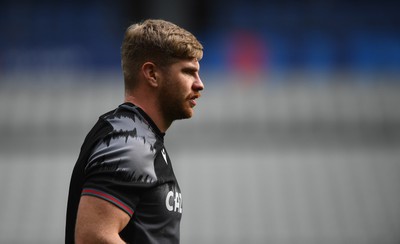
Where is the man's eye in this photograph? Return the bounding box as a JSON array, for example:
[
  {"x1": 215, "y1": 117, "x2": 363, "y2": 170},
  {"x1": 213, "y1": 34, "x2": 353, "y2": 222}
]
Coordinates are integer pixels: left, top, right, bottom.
[{"x1": 183, "y1": 70, "x2": 194, "y2": 75}]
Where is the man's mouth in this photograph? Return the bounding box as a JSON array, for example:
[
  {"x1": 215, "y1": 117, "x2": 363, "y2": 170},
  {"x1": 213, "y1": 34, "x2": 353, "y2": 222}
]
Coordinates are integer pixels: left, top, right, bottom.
[
  {"x1": 188, "y1": 94, "x2": 200, "y2": 107},
  {"x1": 189, "y1": 99, "x2": 197, "y2": 107}
]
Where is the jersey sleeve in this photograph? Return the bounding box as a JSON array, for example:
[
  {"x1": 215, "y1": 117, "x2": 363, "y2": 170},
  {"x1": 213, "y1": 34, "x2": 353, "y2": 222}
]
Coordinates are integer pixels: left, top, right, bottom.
[{"x1": 82, "y1": 123, "x2": 159, "y2": 217}]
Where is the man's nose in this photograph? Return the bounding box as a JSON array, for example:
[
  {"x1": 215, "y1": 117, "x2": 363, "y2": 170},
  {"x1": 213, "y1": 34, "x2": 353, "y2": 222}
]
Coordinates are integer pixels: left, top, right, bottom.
[{"x1": 193, "y1": 76, "x2": 204, "y2": 91}]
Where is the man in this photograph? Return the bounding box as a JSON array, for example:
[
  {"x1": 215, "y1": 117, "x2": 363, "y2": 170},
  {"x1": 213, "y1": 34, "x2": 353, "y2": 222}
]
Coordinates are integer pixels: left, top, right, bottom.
[{"x1": 65, "y1": 19, "x2": 204, "y2": 243}]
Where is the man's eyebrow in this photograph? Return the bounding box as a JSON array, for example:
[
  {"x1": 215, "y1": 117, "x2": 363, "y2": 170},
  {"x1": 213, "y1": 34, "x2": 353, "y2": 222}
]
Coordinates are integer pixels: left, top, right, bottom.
[{"x1": 182, "y1": 66, "x2": 199, "y2": 72}]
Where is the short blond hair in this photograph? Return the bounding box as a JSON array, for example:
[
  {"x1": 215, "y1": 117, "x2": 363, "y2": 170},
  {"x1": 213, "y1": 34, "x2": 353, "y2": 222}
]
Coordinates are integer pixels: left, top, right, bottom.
[{"x1": 121, "y1": 19, "x2": 203, "y2": 89}]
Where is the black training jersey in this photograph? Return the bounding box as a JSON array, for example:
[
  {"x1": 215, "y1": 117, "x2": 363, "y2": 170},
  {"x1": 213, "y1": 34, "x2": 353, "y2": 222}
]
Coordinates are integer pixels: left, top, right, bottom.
[{"x1": 65, "y1": 103, "x2": 183, "y2": 244}]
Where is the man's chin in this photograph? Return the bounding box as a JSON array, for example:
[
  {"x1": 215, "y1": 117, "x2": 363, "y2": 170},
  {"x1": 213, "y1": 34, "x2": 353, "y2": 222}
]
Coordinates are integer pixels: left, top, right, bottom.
[
  {"x1": 185, "y1": 108, "x2": 194, "y2": 118},
  {"x1": 166, "y1": 105, "x2": 194, "y2": 122},
  {"x1": 176, "y1": 109, "x2": 194, "y2": 120},
  {"x1": 178, "y1": 113, "x2": 193, "y2": 120}
]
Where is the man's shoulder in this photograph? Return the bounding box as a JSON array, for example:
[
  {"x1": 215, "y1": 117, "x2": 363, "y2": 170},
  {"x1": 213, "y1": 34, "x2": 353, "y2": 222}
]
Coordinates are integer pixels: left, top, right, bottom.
[{"x1": 86, "y1": 105, "x2": 160, "y2": 184}]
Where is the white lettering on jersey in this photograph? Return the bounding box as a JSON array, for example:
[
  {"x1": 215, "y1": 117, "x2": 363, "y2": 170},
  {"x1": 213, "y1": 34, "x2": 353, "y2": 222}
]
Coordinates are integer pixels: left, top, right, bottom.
[
  {"x1": 165, "y1": 190, "x2": 182, "y2": 213},
  {"x1": 166, "y1": 191, "x2": 174, "y2": 211}
]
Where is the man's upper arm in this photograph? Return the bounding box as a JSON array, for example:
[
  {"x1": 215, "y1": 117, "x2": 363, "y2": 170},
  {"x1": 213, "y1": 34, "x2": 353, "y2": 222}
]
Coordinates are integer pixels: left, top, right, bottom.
[{"x1": 75, "y1": 195, "x2": 131, "y2": 244}]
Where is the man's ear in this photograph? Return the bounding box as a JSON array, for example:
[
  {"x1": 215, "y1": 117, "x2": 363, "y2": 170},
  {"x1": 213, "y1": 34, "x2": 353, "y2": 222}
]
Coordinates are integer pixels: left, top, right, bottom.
[{"x1": 141, "y1": 62, "x2": 159, "y2": 87}]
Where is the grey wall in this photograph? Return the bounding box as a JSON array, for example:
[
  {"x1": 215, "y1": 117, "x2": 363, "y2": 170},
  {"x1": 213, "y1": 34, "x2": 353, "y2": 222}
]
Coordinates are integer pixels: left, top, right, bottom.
[{"x1": 0, "y1": 71, "x2": 399, "y2": 244}]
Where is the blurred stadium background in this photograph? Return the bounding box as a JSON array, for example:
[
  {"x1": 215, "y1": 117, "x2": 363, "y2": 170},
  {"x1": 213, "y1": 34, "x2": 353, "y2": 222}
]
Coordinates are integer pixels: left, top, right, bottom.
[{"x1": 0, "y1": 0, "x2": 399, "y2": 243}]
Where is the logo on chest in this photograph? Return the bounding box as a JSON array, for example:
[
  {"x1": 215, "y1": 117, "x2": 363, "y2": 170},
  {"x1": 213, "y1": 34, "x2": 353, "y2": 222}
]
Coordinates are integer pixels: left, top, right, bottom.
[
  {"x1": 165, "y1": 190, "x2": 182, "y2": 213},
  {"x1": 161, "y1": 148, "x2": 168, "y2": 165}
]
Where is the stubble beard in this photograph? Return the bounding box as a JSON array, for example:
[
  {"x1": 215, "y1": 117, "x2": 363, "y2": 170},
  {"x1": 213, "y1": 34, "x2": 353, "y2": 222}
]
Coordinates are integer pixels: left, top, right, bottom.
[{"x1": 158, "y1": 85, "x2": 193, "y2": 124}]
